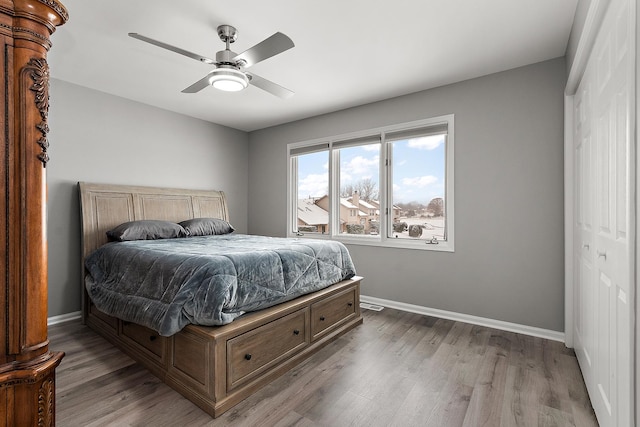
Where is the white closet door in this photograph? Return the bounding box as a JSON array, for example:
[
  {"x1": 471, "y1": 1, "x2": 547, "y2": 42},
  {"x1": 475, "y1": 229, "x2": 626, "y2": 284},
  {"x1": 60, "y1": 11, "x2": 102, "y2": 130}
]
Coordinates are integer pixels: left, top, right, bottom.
[
  {"x1": 574, "y1": 65, "x2": 595, "y2": 390},
  {"x1": 573, "y1": 0, "x2": 634, "y2": 425}
]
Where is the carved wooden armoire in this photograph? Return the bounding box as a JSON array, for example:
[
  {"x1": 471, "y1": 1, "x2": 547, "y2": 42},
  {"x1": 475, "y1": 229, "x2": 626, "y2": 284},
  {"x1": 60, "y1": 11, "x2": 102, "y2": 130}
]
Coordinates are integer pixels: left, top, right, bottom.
[{"x1": 0, "y1": 0, "x2": 67, "y2": 425}]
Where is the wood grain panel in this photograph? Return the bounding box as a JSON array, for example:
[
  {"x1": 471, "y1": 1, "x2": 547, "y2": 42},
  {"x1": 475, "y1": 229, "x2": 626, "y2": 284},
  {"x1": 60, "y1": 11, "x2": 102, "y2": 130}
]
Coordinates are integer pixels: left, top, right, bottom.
[
  {"x1": 227, "y1": 308, "x2": 308, "y2": 390},
  {"x1": 93, "y1": 193, "x2": 135, "y2": 251},
  {"x1": 311, "y1": 287, "x2": 357, "y2": 339},
  {"x1": 137, "y1": 194, "x2": 194, "y2": 222},
  {"x1": 171, "y1": 331, "x2": 209, "y2": 386},
  {"x1": 193, "y1": 196, "x2": 228, "y2": 220},
  {"x1": 121, "y1": 322, "x2": 165, "y2": 360}
]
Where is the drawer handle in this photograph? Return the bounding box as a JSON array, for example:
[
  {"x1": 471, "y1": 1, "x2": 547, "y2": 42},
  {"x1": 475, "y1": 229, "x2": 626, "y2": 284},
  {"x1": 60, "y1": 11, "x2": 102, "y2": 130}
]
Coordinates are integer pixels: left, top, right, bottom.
[
  {"x1": 293, "y1": 329, "x2": 300, "y2": 335},
  {"x1": 244, "y1": 353, "x2": 252, "y2": 361},
  {"x1": 347, "y1": 302, "x2": 353, "y2": 307},
  {"x1": 320, "y1": 316, "x2": 325, "y2": 321},
  {"x1": 149, "y1": 335, "x2": 157, "y2": 342}
]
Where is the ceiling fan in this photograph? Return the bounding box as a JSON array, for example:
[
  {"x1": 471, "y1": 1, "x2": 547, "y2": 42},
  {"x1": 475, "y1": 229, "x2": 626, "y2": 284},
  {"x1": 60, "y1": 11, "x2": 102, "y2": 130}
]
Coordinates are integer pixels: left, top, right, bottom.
[{"x1": 128, "y1": 25, "x2": 295, "y2": 98}]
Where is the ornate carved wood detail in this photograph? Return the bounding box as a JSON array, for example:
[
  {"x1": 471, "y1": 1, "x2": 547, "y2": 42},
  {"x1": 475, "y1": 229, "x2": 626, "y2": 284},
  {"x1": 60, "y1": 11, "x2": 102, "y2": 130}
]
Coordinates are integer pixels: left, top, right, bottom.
[
  {"x1": 0, "y1": 0, "x2": 67, "y2": 424},
  {"x1": 35, "y1": 0, "x2": 69, "y2": 22},
  {"x1": 37, "y1": 376, "x2": 54, "y2": 427},
  {"x1": 25, "y1": 57, "x2": 50, "y2": 166},
  {"x1": 0, "y1": 375, "x2": 41, "y2": 388},
  {"x1": 0, "y1": 351, "x2": 64, "y2": 388},
  {"x1": 13, "y1": 26, "x2": 52, "y2": 48}
]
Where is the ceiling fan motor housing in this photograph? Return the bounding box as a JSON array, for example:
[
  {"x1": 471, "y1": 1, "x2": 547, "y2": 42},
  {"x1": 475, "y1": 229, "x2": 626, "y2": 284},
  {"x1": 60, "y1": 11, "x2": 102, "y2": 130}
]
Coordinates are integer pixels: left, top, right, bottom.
[
  {"x1": 216, "y1": 49, "x2": 239, "y2": 66},
  {"x1": 217, "y1": 25, "x2": 238, "y2": 43}
]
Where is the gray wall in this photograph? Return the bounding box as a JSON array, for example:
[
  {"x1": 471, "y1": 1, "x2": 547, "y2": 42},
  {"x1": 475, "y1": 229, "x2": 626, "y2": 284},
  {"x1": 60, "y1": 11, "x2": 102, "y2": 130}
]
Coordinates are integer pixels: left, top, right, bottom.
[
  {"x1": 47, "y1": 79, "x2": 249, "y2": 317},
  {"x1": 248, "y1": 58, "x2": 566, "y2": 332}
]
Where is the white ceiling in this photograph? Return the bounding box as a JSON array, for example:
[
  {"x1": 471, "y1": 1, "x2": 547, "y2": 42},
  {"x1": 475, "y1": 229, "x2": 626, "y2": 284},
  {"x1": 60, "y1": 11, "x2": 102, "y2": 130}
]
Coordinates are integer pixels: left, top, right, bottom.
[{"x1": 48, "y1": 0, "x2": 578, "y2": 132}]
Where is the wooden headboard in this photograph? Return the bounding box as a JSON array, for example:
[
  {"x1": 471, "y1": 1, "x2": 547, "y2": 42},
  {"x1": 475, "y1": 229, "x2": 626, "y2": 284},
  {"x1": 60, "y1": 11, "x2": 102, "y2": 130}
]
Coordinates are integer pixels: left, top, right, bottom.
[{"x1": 78, "y1": 182, "x2": 229, "y2": 257}]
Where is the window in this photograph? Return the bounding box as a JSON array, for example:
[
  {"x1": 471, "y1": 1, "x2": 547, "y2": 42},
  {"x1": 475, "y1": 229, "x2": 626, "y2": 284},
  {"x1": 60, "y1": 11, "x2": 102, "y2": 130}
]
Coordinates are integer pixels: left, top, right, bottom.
[
  {"x1": 386, "y1": 124, "x2": 448, "y2": 243},
  {"x1": 335, "y1": 137, "x2": 380, "y2": 236},
  {"x1": 292, "y1": 147, "x2": 329, "y2": 234},
  {"x1": 288, "y1": 115, "x2": 454, "y2": 251}
]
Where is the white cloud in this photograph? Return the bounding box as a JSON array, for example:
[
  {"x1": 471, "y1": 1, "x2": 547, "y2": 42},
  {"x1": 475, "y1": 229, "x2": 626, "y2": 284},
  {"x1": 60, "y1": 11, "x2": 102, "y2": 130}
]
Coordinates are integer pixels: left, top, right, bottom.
[
  {"x1": 407, "y1": 135, "x2": 444, "y2": 150},
  {"x1": 393, "y1": 177, "x2": 443, "y2": 204},
  {"x1": 298, "y1": 173, "x2": 328, "y2": 198},
  {"x1": 341, "y1": 172, "x2": 353, "y2": 183},
  {"x1": 342, "y1": 155, "x2": 379, "y2": 176},
  {"x1": 402, "y1": 175, "x2": 438, "y2": 188}
]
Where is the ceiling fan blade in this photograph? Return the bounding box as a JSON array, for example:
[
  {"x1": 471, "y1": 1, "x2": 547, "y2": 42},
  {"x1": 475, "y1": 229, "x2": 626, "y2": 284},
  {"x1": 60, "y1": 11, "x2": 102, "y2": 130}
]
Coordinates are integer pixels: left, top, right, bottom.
[
  {"x1": 232, "y1": 32, "x2": 294, "y2": 68},
  {"x1": 129, "y1": 33, "x2": 216, "y2": 64},
  {"x1": 181, "y1": 71, "x2": 216, "y2": 93},
  {"x1": 247, "y1": 72, "x2": 294, "y2": 99}
]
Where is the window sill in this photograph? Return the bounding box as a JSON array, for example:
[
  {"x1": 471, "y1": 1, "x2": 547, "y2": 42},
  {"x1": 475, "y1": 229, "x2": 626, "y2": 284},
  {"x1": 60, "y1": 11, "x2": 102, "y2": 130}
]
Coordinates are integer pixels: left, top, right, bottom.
[{"x1": 289, "y1": 232, "x2": 454, "y2": 252}]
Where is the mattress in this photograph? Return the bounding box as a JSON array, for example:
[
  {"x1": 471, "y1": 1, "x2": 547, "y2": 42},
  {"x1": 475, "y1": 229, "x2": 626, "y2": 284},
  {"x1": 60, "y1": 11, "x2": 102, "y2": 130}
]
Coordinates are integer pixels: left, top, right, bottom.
[{"x1": 85, "y1": 234, "x2": 356, "y2": 336}]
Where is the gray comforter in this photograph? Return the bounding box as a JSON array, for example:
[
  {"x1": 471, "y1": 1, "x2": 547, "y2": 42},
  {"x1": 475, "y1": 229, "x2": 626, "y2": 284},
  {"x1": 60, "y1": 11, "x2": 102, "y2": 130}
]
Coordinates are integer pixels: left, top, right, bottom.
[{"x1": 85, "y1": 234, "x2": 356, "y2": 336}]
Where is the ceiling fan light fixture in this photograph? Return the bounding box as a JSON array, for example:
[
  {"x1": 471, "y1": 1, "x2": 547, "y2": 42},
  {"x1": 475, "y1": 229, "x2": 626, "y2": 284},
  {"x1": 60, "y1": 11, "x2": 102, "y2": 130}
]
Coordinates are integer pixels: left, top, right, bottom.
[{"x1": 209, "y1": 68, "x2": 248, "y2": 92}]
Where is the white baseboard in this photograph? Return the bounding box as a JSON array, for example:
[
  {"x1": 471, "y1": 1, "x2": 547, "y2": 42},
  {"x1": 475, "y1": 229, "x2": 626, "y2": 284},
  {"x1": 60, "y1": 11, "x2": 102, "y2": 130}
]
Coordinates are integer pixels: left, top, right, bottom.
[
  {"x1": 46, "y1": 300, "x2": 566, "y2": 343},
  {"x1": 360, "y1": 295, "x2": 565, "y2": 343},
  {"x1": 47, "y1": 311, "x2": 82, "y2": 326}
]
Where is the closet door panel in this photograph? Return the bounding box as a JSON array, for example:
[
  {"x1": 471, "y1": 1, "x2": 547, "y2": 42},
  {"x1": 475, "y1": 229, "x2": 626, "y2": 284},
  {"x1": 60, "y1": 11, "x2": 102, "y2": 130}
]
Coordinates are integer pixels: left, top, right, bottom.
[
  {"x1": 574, "y1": 74, "x2": 595, "y2": 382},
  {"x1": 572, "y1": 0, "x2": 634, "y2": 425}
]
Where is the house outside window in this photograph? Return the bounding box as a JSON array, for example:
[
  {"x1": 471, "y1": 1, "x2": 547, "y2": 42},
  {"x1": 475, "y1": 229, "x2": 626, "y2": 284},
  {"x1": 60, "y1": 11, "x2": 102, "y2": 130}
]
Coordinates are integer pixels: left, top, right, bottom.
[{"x1": 288, "y1": 115, "x2": 454, "y2": 251}]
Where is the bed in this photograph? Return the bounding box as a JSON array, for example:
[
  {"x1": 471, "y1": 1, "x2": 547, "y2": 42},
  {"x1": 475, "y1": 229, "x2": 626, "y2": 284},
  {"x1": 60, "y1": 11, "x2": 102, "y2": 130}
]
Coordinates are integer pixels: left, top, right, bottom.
[{"x1": 79, "y1": 182, "x2": 363, "y2": 417}]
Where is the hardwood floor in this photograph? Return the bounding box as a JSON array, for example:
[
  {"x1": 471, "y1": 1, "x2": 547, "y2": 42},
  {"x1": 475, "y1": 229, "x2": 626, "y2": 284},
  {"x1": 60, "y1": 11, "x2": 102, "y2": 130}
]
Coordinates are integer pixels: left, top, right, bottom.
[{"x1": 50, "y1": 308, "x2": 598, "y2": 426}]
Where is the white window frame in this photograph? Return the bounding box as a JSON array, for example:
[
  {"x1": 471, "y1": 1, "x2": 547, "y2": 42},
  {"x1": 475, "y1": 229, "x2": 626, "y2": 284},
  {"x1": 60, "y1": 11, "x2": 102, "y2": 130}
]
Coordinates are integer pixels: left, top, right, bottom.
[{"x1": 287, "y1": 114, "x2": 454, "y2": 252}]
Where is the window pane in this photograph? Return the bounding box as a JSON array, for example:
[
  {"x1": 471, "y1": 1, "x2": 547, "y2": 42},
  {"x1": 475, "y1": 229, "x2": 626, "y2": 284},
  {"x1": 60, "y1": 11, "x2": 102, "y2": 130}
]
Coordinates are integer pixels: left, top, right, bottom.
[
  {"x1": 390, "y1": 134, "x2": 446, "y2": 241},
  {"x1": 337, "y1": 143, "x2": 380, "y2": 236},
  {"x1": 296, "y1": 151, "x2": 329, "y2": 234}
]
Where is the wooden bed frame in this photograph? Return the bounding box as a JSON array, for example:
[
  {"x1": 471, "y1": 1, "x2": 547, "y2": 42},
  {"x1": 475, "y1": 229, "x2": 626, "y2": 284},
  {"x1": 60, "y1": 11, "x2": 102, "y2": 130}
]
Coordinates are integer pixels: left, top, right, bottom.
[{"x1": 78, "y1": 182, "x2": 363, "y2": 417}]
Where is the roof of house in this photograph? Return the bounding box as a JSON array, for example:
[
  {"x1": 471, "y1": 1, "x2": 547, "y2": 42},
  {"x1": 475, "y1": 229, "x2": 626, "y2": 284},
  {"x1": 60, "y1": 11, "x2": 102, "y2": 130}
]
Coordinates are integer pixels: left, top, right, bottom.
[
  {"x1": 297, "y1": 198, "x2": 328, "y2": 225},
  {"x1": 347, "y1": 197, "x2": 376, "y2": 210},
  {"x1": 339, "y1": 198, "x2": 358, "y2": 209},
  {"x1": 340, "y1": 198, "x2": 369, "y2": 217}
]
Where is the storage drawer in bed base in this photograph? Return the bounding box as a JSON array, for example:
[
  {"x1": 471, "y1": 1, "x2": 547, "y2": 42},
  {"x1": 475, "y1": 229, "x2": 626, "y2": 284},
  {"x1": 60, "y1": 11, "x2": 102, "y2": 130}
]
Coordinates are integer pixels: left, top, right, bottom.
[{"x1": 84, "y1": 276, "x2": 363, "y2": 418}]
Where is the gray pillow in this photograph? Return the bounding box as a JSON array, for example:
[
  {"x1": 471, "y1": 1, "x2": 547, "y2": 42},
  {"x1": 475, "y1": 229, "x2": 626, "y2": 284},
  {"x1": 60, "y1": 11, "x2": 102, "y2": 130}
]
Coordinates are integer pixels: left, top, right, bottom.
[
  {"x1": 179, "y1": 218, "x2": 235, "y2": 236},
  {"x1": 106, "y1": 220, "x2": 186, "y2": 241}
]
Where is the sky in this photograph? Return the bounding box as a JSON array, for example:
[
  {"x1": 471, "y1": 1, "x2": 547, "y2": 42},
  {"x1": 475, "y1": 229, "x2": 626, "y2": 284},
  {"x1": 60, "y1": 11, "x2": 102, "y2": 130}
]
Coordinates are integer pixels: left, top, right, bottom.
[{"x1": 297, "y1": 134, "x2": 445, "y2": 205}]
